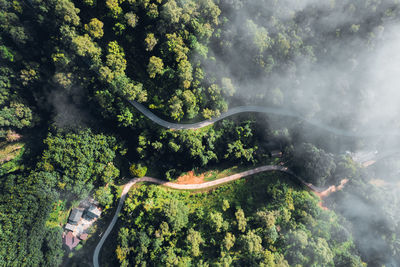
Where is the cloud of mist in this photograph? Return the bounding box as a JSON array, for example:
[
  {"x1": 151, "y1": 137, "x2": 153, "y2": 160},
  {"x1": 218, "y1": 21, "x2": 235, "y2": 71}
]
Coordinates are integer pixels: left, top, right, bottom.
[
  {"x1": 209, "y1": 0, "x2": 400, "y2": 138},
  {"x1": 47, "y1": 86, "x2": 92, "y2": 129},
  {"x1": 205, "y1": 0, "x2": 400, "y2": 265}
]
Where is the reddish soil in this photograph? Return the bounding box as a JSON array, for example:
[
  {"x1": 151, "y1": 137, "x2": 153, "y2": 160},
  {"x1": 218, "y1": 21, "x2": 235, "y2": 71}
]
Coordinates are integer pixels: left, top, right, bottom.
[
  {"x1": 176, "y1": 171, "x2": 205, "y2": 184},
  {"x1": 316, "y1": 179, "x2": 349, "y2": 198},
  {"x1": 316, "y1": 179, "x2": 349, "y2": 210}
]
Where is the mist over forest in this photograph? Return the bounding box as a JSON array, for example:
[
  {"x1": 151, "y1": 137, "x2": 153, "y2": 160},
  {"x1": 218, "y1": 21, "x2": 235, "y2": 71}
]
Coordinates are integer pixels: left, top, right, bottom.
[
  {"x1": 209, "y1": 0, "x2": 400, "y2": 136},
  {"x1": 1, "y1": 0, "x2": 400, "y2": 266}
]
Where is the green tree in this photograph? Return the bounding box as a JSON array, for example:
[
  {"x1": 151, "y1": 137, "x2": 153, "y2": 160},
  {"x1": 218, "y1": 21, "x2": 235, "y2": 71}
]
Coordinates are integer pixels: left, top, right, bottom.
[
  {"x1": 106, "y1": 41, "x2": 127, "y2": 76},
  {"x1": 235, "y1": 208, "x2": 247, "y2": 233},
  {"x1": 106, "y1": 0, "x2": 122, "y2": 18},
  {"x1": 221, "y1": 77, "x2": 235, "y2": 96},
  {"x1": 182, "y1": 90, "x2": 198, "y2": 118},
  {"x1": 20, "y1": 66, "x2": 39, "y2": 86},
  {"x1": 255, "y1": 210, "x2": 276, "y2": 229},
  {"x1": 55, "y1": 0, "x2": 81, "y2": 26},
  {"x1": 72, "y1": 34, "x2": 101, "y2": 61},
  {"x1": 144, "y1": 33, "x2": 158, "y2": 51},
  {"x1": 125, "y1": 12, "x2": 138, "y2": 28},
  {"x1": 0, "y1": 46, "x2": 14, "y2": 62},
  {"x1": 146, "y1": 3, "x2": 159, "y2": 18},
  {"x1": 43, "y1": 227, "x2": 64, "y2": 267},
  {"x1": 223, "y1": 232, "x2": 236, "y2": 251},
  {"x1": 186, "y1": 228, "x2": 204, "y2": 257},
  {"x1": 161, "y1": 0, "x2": 182, "y2": 24},
  {"x1": 129, "y1": 163, "x2": 147, "y2": 177},
  {"x1": 168, "y1": 95, "x2": 184, "y2": 120},
  {"x1": 222, "y1": 199, "x2": 230, "y2": 211},
  {"x1": 240, "y1": 230, "x2": 263, "y2": 256},
  {"x1": 309, "y1": 238, "x2": 334, "y2": 266},
  {"x1": 102, "y1": 162, "x2": 120, "y2": 183},
  {"x1": 164, "y1": 199, "x2": 189, "y2": 232},
  {"x1": 39, "y1": 129, "x2": 118, "y2": 197},
  {"x1": 85, "y1": 18, "x2": 104, "y2": 39},
  {"x1": 225, "y1": 140, "x2": 257, "y2": 164},
  {"x1": 199, "y1": 0, "x2": 220, "y2": 25},
  {"x1": 246, "y1": 20, "x2": 272, "y2": 53},
  {"x1": 94, "y1": 187, "x2": 114, "y2": 207},
  {"x1": 209, "y1": 211, "x2": 224, "y2": 232},
  {"x1": 286, "y1": 143, "x2": 336, "y2": 186},
  {"x1": 147, "y1": 56, "x2": 164, "y2": 78},
  {"x1": 0, "y1": 102, "x2": 32, "y2": 129},
  {"x1": 177, "y1": 59, "x2": 193, "y2": 88}
]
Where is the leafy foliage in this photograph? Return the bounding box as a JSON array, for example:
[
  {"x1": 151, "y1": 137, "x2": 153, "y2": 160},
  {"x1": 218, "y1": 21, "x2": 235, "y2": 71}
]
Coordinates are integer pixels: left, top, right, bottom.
[
  {"x1": 115, "y1": 173, "x2": 363, "y2": 266},
  {"x1": 39, "y1": 129, "x2": 120, "y2": 198},
  {"x1": 129, "y1": 163, "x2": 147, "y2": 177}
]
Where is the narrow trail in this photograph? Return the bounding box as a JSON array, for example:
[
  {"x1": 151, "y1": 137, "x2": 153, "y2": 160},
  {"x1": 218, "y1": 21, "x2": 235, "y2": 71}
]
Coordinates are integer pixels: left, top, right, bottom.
[{"x1": 93, "y1": 165, "x2": 322, "y2": 267}]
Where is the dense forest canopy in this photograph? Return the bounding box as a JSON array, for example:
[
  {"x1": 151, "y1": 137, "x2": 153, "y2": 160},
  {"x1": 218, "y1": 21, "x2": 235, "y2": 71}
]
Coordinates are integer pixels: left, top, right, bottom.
[
  {"x1": 0, "y1": 0, "x2": 400, "y2": 266},
  {"x1": 115, "y1": 173, "x2": 363, "y2": 266}
]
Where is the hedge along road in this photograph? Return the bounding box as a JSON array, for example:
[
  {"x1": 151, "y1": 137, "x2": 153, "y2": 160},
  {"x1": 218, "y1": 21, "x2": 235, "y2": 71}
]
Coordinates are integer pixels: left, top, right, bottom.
[
  {"x1": 128, "y1": 100, "x2": 400, "y2": 137},
  {"x1": 93, "y1": 165, "x2": 323, "y2": 267}
]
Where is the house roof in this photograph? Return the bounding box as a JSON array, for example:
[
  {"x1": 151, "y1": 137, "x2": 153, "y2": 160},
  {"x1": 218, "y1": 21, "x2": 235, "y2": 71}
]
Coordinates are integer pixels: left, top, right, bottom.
[
  {"x1": 87, "y1": 206, "x2": 102, "y2": 217},
  {"x1": 65, "y1": 232, "x2": 73, "y2": 249},
  {"x1": 64, "y1": 231, "x2": 80, "y2": 250},
  {"x1": 71, "y1": 237, "x2": 80, "y2": 248},
  {"x1": 65, "y1": 223, "x2": 76, "y2": 232},
  {"x1": 69, "y1": 208, "x2": 83, "y2": 223},
  {"x1": 79, "y1": 233, "x2": 88, "y2": 240}
]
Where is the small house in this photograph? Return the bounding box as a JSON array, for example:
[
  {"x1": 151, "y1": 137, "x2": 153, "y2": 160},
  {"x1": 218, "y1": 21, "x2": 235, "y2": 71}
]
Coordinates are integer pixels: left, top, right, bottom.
[
  {"x1": 65, "y1": 223, "x2": 76, "y2": 232},
  {"x1": 86, "y1": 205, "x2": 101, "y2": 220},
  {"x1": 68, "y1": 208, "x2": 83, "y2": 225},
  {"x1": 64, "y1": 231, "x2": 80, "y2": 250}
]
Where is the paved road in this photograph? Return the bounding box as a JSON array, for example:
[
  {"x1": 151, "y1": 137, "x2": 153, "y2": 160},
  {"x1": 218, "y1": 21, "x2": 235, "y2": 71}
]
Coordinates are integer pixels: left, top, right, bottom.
[
  {"x1": 93, "y1": 164, "x2": 322, "y2": 267},
  {"x1": 129, "y1": 100, "x2": 400, "y2": 137}
]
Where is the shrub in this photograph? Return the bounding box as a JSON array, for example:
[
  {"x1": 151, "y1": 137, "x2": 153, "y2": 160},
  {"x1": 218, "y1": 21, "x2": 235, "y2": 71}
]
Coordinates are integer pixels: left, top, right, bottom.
[{"x1": 129, "y1": 163, "x2": 147, "y2": 177}]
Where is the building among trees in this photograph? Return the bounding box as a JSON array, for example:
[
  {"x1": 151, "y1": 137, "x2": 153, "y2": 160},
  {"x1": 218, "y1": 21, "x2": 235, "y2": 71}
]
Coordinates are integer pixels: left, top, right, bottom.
[{"x1": 68, "y1": 208, "x2": 83, "y2": 225}]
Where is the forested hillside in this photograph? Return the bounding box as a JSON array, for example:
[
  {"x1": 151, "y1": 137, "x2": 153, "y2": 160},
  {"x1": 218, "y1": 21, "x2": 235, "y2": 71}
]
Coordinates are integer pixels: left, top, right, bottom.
[
  {"x1": 1, "y1": 0, "x2": 400, "y2": 266},
  {"x1": 114, "y1": 173, "x2": 362, "y2": 266}
]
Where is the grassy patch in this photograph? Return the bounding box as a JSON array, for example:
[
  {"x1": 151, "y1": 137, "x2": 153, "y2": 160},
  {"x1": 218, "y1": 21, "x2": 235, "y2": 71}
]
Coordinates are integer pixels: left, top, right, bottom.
[
  {"x1": 0, "y1": 143, "x2": 25, "y2": 175},
  {"x1": 134, "y1": 170, "x2": 307, "y2": 214},
  {"x1": 170, "y1": 171, "x2": 305, "y2": 212},
  {"x1": 46, "y1": 200, "x2": 69, "y2": 228}
]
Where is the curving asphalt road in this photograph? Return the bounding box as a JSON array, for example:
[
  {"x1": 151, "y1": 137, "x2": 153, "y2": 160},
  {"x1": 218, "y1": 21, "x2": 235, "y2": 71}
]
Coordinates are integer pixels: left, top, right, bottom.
[
  {"x1": 93, "y1": 165, "x2": 321, "y2": 267},
  {"x1": 129, "y1": 100, "x2": 400, "y2": 137}
]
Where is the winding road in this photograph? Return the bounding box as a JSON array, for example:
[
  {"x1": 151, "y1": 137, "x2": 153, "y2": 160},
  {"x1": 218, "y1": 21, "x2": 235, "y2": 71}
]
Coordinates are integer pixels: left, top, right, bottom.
[
  {"x1": 93, "y1": 165, "x2": 321, "y2": 267},
  {"x1": 129, "y1": 100, "x2": 400, "y2": 137}
]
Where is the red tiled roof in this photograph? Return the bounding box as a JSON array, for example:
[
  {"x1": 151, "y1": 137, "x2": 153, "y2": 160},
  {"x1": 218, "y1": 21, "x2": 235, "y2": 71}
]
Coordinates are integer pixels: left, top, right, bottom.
[
  {"x1": 64, "y1": 231, "x2": 81, "y2": 250},
  {"x1": 65, "y1": 232, "x2": 73, "y2": 249},
  {"x1": 72, "y1": 238, "x2": 80, "y2": 248},
  {"x1": 79, "y1": 233, "x2": 88, "y2": 240}
]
